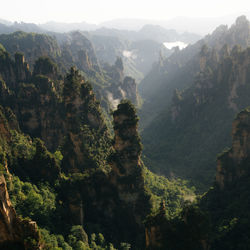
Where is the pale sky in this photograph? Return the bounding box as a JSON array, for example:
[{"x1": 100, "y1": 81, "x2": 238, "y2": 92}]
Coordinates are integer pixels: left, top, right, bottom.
[{"x1": 0, "y1": 0, "x2": 250, "y2": 24}]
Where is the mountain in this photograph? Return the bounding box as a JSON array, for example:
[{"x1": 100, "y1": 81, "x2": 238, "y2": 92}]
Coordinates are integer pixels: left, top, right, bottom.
[
  {"x1": 1, "y1": 13, "x2": 250, "y2": 250},
  {"x1": 139, "y1": 16, "x2": 250, "y2": 126},
  {"x1": 40, "y1": 21, "x2": 97, "y2": 33},
  {"x1": 0, "y1": 19, "x2": 201, "y2": 88},
  {"x1": 145, "y1": 107, "x2": 250, "y2": 249},
  {"x1": 140, "y1": 16, "x2": 250, "y2": 189},
  {"x1": 98, "y1": 13, "x2": 250, "y2": 35},
  {"x1": 0, "y1": 21, "x2": 45, "y2": 34},
  {"x1": 0, "y1": 30, "x2": 141, "y2": 112},
  {"x1": 0, "y1": 41, "x2": 193, "y2": 248},
  {"x1": 90, "y1": 25, "x2": 201, "y2": 44},
  {"x1": 88, "y1": 33, "x2": 171, "y2": 82}
]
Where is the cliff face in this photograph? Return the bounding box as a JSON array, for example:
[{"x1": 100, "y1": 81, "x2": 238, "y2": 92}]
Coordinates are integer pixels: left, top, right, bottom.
[
  {"x1": 0, "y1": 108, "x2": 41, "y2": 249},
  {"x1": 109, "y1": 102, "x2": 150, "y2": 222},
  {"x1": 105, "y1": 58, "x2": 139, "y2": 109},
  {"x1": 0, "y1": 32, "x2": 139, "y2": 114},
  {"x1": 0, "y1": 175, "x2": 41, "y2": 249},
  {"x1": 59, "y1": 101, "x2": 151, "y2": 248},
  {"x1": 142, "y1": 45, "x2": 250, "y2": 189},
  {"x1": 108, "y1": 101, "x2": 151, "y2": 244},
  {"x1": 216, "y1": 108, "x2": 250, "y2": 189},
  {"x1": 197, "y1": 107, "x2": 250, "y2": 250},
  {"x1": 145, "y1": 107, "x2": 250, "y2": 250},
  {"x1": 0, "y1": 31, "x2": 61, "y2": 69},
  {"x1": 61, "y1": 67, "x2": 110, "y2": 173}
]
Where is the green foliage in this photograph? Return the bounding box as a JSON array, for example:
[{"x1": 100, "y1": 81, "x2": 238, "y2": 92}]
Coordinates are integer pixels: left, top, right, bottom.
[
  {"x1": 0, "y1": 31, "x2": 61, "y2": 66},
  {"x1": 63, "y1": 67, "x2": 83, "y2": 102},
  {"x1": 201, "y1": 168, "x2": 250, "y2": 249},
  {"x1": 10, "y1": 130, "x2": 35, "y2": 161},
  {"x1": 33, "y1": 56, "x2": 58, "y2": 77},
  {"x1": 7, "y1": 175, "x2": 56, "y2": 228},
  {"x1": 70, "y1": 225, "x2": 88, "y2": 244},
  {"x1": 9, "y1": 136, "x2": 60, "y2": 184},
  {"x1": 142, "y1": 47, "x2": 250, "y2": 191},
  {"x1": 144, "y1": 167, "x2": 196, "y2": 218},
  {"x1": 40, "y1": 227, "x2": 119, "y2": 250}
]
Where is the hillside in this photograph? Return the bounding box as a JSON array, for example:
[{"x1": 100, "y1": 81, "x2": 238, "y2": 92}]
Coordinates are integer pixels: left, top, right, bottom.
[
  {"x1": 140, "y1": 16, "x2": 250, "y2": 190},
  {"x1": 0, "y1": 42, "x2": 194, "y2": 249},
  {"x1": 139, "y1": 15, "x2": 250, "y2": 128},
  {"x1": 145, "y1": 107, "x2": 250, "y2": 249}
]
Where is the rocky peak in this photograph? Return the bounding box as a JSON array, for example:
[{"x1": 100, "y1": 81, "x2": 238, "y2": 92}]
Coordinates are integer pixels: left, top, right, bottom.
[
  {"x1": 105, "y1": 59, "x2": 139, "y2": 109},
  {"x1": 14, "y1": 52, "x2": 31, "y2": 82},
  {"x1": 111, "y1": 100, "x2": 142, "y2": 175},
  {"x1": 33, "y1": 56, "x2": 58, "y2": 79},
  {"x1": 216, "y1": 108, "x2": 250, "y2": 189},
  {"x1": 64, "y1": 31, "x2": 101, "y2": 73},
  {"x1": 77, "y1": 49, "x2": 93, "y2": 73},
  {"x1": 235, "y1": 15, "x2": 249, "y2": 27},
  {"x1": 108, "y1": 57, "x2": 124, "y2": 83},
  {"x1": 108, "y1": 100, "x2": 151, "y2": 245},
  {"x1": 61, "y1": 67, "x2": 109, "y2": 173},
  {"x1": 121, "y1": 76, "x2": 138, "y2": 104}
]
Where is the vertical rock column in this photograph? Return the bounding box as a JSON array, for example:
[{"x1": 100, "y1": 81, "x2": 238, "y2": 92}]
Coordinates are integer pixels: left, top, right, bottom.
[{"x1": 109, "y1": 101, "x2": 151, "y2": 224}]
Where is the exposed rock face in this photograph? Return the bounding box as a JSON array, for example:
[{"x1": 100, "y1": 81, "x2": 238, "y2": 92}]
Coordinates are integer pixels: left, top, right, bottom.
[
  {"x1": 0, "y1": 175, "x2": 41, "y2": 249},
  {"x1": 61, "y1": 67, "x2": 110, "y2": 173},
  {"x1": 122, "y1": 76, "x2": 138, "y2": 104},
  {"x1": 0, "y1": 31, "x2": 61, "y2": 69},
  {"x1": 142, "y1": 44, "x2": 250, "y2": 188},
  {"x1": 216, "y1": 108, "x2": 250, "y2": 189},
  {"x1": 61, "y1": 31, "x2": 101, "y2": 74},
  {"x1": 59, "y1": 101, "x2": 151, "y2": 248},
  {"x1": 33, "y1": 56, "x2": 58, "y2": 79},
  {"x1": 105, "y1": 58, "x2": 139, "y2": 109},
  {"x1": 109, "y1": 101, "x2": 151, "y2": 225},
  {"x1": 14, "y1": 53, "x2": 31, "y2": 83}
]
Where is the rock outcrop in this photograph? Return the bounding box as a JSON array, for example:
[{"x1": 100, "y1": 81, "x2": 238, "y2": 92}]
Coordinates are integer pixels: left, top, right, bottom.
[
  {"x1": 109, "y1": 101, "x2": 151, "y2": 227},
  {"x1": 0, "y1": 175, "x2": 41, "y2": 249},
  {"x1": 59, "y1": 101, "x2": 151, "y2": 248},
  {"x1": 216, "y1": 107, "x2": 250, "y2": 189},
  {"x1": 61, "y1": 67, "x2": 110, "y2": 173},
  {"x1": 105, "y1": 58, "x2": 139, "y2": 109}
]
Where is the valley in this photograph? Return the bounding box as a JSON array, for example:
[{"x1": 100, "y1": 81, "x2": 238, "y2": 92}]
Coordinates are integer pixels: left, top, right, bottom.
[{"x1": 0, "y1": 11, "x2": 249, "y2": 250}]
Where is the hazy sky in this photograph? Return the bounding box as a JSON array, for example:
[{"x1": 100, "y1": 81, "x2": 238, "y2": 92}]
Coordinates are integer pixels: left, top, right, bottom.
[{"x1": 0, "y1": 0, "x2": 250, "y2": 23}]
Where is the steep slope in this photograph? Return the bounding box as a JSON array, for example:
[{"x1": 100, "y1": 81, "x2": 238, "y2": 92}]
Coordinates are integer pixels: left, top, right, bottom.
[
  {"x1": 89, "y1": 33, "x2": 171, "y2": 82},
  {"x1": 145, "y1": 108, "x2": 250, "y2": 250},
  {"x1": 0, "y1": 31, "x2": 139, "y2": 111},
  {"x1": 0, "y1": 31, "x2": 61, "y2": 68},
  {"x1": 58, "y1": 101, "x2": 152, "y2": 248},
  {"x1": 139, "y1": 15, "x2": 250, "y2": 128},
  {"x1": 0, "y1": 107, "x2": 42, "y2": 249},
  {"x1": 143, "y1": 45, "x2": 250, "y2": 189},
  {"x1": 0, "y1": 46, "x2": 150, "y2": 247},
  {"x1": 202, "y1": 107, "x2": 250, "y2": 249}
]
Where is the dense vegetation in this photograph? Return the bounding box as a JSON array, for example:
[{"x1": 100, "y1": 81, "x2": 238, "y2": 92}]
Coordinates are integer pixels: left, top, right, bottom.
[
  {"x1": 140, "y1": 16, "x2": 250, "y2": 191},
  {"x1": 0, "y1": 40, "x2": 195, "y2": 249},
  {"x1": 0, "y1": 15, "x2": 250, "y2": 250}
]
